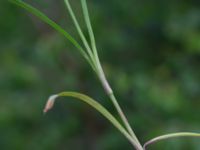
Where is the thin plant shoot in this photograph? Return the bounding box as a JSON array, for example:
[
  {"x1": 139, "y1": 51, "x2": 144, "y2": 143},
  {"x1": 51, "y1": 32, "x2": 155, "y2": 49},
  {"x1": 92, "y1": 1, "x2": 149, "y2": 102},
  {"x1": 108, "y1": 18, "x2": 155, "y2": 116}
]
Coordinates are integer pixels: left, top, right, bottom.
[{"x1": 10, "y1": 0, "x2": 200, "y2": 149}]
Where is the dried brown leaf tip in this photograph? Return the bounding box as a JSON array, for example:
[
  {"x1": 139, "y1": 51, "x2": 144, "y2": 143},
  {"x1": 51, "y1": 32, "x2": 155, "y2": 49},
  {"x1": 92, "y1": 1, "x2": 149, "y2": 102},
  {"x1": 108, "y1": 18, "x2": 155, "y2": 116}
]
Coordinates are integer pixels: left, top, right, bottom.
[{"x1": 43, "y1": 95, "x2": 58, "y2": 114}]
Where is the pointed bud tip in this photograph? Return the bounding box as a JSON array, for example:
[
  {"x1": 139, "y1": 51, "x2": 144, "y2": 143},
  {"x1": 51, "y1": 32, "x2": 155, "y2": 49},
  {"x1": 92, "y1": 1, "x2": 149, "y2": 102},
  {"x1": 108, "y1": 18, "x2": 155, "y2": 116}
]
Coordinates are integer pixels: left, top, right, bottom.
[{"x1": 43, "y1": 95, "x2": 58, "y2": 114}]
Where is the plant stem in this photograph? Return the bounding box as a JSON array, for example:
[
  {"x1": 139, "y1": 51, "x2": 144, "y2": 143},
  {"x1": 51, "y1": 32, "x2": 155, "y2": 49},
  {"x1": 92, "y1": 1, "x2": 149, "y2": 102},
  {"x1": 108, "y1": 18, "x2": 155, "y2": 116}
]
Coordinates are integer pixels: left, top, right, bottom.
[
  {"x1": 68, "y1": 0, "x2": 143, "y2": 148},
  {"x1": 98, "y1": 65, "x2": 143, "y2": 150},
  {"x1": 109, "y1": 94, "x2": 141, "y2": 144}
]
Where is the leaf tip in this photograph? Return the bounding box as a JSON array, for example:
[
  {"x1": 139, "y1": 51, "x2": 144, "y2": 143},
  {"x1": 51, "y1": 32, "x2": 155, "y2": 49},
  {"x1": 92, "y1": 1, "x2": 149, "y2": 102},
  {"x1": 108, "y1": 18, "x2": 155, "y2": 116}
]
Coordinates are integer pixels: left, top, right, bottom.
[{"x1": 43, "y1": 94, "x2": 59, "y2": 114}]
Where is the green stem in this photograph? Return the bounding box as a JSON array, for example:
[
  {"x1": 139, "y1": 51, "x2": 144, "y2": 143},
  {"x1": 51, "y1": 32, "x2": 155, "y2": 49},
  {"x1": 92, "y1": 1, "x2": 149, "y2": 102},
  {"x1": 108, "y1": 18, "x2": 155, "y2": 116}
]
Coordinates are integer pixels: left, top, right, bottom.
[
  {"x1": 109, "y1": 93, "x2": 142, "y2": 148},
  {"x1": 80, "y1": 1, "x2": 143, "y2": 147},
  {"x1": 97, "y1": 67, "x2": 143, "y2": 150}
]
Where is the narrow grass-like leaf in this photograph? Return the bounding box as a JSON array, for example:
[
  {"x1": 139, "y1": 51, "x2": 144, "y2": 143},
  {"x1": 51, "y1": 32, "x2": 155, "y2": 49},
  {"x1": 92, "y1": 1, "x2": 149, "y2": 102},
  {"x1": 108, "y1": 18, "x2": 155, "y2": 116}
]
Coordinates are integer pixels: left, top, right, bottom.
[
  {"x1": 80, "y1": 0, "x2": 103, "y2": 78},
  {"x1": 44, "y1": 91, "x2": 141, "y2": 150},
  {"x1": 81, "y1": 0, "x2": 98, "y2": 61},
  {"x1": 9, "y1": 0, "x2": 97, "y2": 70},
  {"x1": 143, "y1": 132, "x2": 200, "y2": 150},
  {"x1": 64, "y1": 0, "x2": 96, "y2": 65}
]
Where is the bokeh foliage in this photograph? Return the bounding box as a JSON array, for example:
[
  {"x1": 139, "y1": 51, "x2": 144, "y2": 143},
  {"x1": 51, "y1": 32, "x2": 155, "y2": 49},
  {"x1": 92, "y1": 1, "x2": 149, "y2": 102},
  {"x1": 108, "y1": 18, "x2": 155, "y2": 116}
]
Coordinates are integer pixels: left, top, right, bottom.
[{"x1": 0, "y1": 0, "x2": 200, "y2": 149}]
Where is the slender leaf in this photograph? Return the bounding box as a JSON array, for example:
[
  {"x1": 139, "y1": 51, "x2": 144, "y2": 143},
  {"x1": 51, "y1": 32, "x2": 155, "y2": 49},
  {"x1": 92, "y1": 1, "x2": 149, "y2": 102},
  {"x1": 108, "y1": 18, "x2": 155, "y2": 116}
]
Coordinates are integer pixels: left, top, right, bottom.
[
  {"x1": 81, "y1": 0, "x2": 98, "y2": 60},
  {"x1": 64, "y1": 0, "x2": 95, "y2": 65},
  {"x1": 44, "y1": 91, "x2": 141, "y2": 150},
  {"x1": 80, "y1": 0, "x2": 103, "y2": 77},
  {"x1": 143, "y1": 132, "x2": 200, "y2": 150},
  {"x1": 9, "y1": 0, "x2": 97, "y2": 69}
]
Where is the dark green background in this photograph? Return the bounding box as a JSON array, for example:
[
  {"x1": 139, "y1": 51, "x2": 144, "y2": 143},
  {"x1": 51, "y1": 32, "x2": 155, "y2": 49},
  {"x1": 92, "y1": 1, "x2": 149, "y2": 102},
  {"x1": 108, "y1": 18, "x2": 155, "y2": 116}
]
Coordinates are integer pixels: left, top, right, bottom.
[{"x1": 0, "y1": 0, "x2": 200, "y2": 149}]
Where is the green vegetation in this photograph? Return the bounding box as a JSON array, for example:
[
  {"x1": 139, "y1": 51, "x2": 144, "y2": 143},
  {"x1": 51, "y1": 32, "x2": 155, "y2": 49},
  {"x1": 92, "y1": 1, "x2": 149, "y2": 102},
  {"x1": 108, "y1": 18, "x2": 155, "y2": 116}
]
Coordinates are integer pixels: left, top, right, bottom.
[{"x1": 1, "y1": 0, "x2": 200, "y2": 149}]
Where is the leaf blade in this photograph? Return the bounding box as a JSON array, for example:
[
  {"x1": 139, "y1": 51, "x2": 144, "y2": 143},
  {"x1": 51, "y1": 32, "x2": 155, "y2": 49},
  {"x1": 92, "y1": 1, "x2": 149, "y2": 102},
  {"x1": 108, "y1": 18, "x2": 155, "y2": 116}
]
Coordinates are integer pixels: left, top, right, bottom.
[
  {"x1": 9, "y1": 0, "x2": 95, "y2": 67},
  {"x1": 45, "y1": 91, "x2": 140, "y2": 149},
  {"x1": 64, "y1": 0, "x2": 95, "y2": 65},
  {"x1": 143, "y1": 132, "x2": 200, "y2": 150}
]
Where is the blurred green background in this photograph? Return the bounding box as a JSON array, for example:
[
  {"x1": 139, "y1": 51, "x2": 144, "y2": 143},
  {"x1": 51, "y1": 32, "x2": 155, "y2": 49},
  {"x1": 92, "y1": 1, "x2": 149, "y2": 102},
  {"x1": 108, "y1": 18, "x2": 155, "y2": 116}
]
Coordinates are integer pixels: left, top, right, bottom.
[{"x1": 1, "y1": 0, "x2": 200, "y2": 149}]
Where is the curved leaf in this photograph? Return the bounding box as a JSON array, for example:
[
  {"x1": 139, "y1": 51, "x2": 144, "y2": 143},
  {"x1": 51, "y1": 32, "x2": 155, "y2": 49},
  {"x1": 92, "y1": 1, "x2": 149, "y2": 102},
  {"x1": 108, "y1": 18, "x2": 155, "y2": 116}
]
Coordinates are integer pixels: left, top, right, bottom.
[
  {"x1": 9, "y1": 0, "x2": 97, "y2": 69},
  {"x1": 44, "y1": 91, "x2": 141, "y2": 150},
  {"x1": 143, "y1": 132, "x2": 200, "y2": 150}
]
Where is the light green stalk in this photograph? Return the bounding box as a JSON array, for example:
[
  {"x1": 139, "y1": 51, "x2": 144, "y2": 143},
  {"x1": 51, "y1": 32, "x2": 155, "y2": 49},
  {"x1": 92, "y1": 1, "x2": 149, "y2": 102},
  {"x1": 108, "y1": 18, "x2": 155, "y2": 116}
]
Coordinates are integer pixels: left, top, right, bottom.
[
  {"x1": 80, "y1": 0, "x2": 142, "y2": 149},
  {"x1": 64, "y1": 0, "x2": 143, "y2": 149}
]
